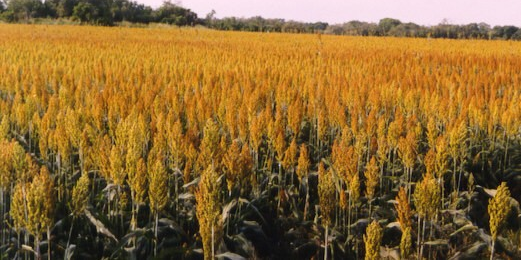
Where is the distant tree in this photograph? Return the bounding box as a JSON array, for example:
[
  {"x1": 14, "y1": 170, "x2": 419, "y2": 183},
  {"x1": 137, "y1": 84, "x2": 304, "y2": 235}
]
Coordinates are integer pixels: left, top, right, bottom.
[
  {"x1": 344, "y1": 20, "x2": 364, "y2": 35},
  {"x1": 264, "y1": 18, "x2": 284, "y2": 32},
  {"x1": 389, "y1": 22, "x2": 425, "y2": 37},
  {"x1": 431, "y1": 23, "x2": 460, "y2": 39},
  {"x1": 502, "y1": 26, "x2": 519, "y2": 39},
  {"x1": 216, "y1": 17, "x2": 241, "y2": 30},
  {"x1": 0, "y1": 10, "x2": 15, "y2": 21},
  {"x1": 337, "y1": 20, "x2": 379, "y2": 36},
  {"x1": 478, "y1": 22, "x2": 491, "y2": 38},
  {"x1": 41, "y1": 0, "x2": 59, "y2": 18},
  {"x1": 56, "y1": 0, "x2": 76, "y2": 17},
  {"x1": 7, "y1": 0, "x2": 43, "y2": 21},
  {"x1": 72, "y1": 1, "x2": 96, "y2": 23},
  {"x1": 490, "y1": 25, "x2": 519, "y2": 40},
  {"x1": 71, "y1": 0, "x2": 112, "y2": 25},
  {"x1": 462, "y1": 23, "x2": 480, "y2": 38},
  {"x1": 110, "y1": 0, "x2": 152, "y2": 23},
  {"x1": 154, "y1": 0, "x2": 197, "y2": 26},
  {"x1": 246, "y1": 16, "x2": 265, "y2": 32},
  {"x1": 324, "y1": 24, "x2": 344, "y2": 35},
  {"x1": 134, "y1": 5, "x2": 153, "y2": 23},
  {"x1": 204, "y1": 8, "x2": 215, "y2": 26},
  {"x1": 110, "y1": 0, "x2": 129, "y2": 21},
  {"x1": 282, "y1": 20, "x2": 305, "y2": 33},
  {"x1": 490, "y1": 26, "x2": 505, "y2": 39},
  {"x1": 378, "y1": 18, "x2": 401, "y2": 35},
  {"x1": 90, "y1": 0, "x2": 113, "y2": 24},
  {"x1": 511, "y1": 29, "x2": 521, "y2": 40},
  {"x1": 311, "y1": 22, "x2": 328, "y2": 32}
]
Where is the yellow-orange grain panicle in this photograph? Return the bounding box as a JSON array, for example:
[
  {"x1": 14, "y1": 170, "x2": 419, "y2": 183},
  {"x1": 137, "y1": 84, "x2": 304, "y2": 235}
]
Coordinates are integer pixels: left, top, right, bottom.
[
  {"x1": 364, "y1": 220, "x2": 383, "y2": 260},
  {"x1": 196, "y1": 165, "x2": 222, "y2": 260},
  {"x1": 488, "y1": 182, "x2": 511, "y2": 259}
]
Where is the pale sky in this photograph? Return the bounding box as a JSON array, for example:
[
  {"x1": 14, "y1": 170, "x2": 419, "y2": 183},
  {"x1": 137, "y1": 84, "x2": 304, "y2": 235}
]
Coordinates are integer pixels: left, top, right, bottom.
[{"x1": 136, "y1": 0, "x2": 521, "y2": 27}]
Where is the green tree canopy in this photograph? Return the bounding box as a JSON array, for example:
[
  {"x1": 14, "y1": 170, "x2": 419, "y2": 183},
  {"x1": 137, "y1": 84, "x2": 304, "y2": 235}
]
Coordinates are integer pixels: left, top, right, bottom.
[
  {"x1": 7, "y1": 0, "x2": 42, "y2": 21},
  {"x1": 72, "y1": 1, "x2": 96, "y2": 23},
  {"x1": 379, "y1": 17, "x2": 402, "y2": 35},
  {"x1": 155, "y1": 0, "x2": 197, "y2": 26}
]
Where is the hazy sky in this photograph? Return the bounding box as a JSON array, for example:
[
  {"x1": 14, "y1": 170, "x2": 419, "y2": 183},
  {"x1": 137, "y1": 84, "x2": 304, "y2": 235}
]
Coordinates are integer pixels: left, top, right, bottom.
[{"x1": 136, "y1": 0, "x2": 521, "y2": 27}]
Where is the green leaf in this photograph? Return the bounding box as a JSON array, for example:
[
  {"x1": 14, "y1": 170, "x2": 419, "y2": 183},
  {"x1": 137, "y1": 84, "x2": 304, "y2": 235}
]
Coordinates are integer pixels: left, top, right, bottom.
[
  {"x1": 84, "y1": 209, "x2": 118, "y2": 242},
  {"x1": 64, "y1": 244, "x2": 76, "y2": 260},
  {"x1": 216, "y1": 251, "x2": 246, "y2": 260},
  {"x1": 423, "y1": 239, "x2": 448, "y2": 246},
  {"x1": 182, "y1": 177, "x2": 200, "y2": 188},
  {"x1": 449, "y1": 224, "x2": 477, "y2": 237}
]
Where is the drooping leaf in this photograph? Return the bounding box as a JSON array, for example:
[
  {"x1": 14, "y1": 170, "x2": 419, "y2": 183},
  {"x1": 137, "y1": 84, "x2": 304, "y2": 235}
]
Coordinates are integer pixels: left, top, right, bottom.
[
  {"x1": 84, "y1": 209, "x2": 118, "y2": 242},
  {"x1": 216, "y1": 251, "x2": 246, "y2": 260},
  {"x1": 64, "y1": 244, "x2": 76, "y2": 260}
]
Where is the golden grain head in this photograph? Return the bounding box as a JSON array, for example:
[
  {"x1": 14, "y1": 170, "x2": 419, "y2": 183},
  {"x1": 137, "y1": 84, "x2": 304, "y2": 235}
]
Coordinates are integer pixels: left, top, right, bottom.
[
  {"x1": 147, "y1": 159, "x2": 168, "y2": 213},
  {"x1": 296, "y1": 144, "x2": 310, "y2": 182},
  {"x1": 400, "y1": 226, "x2": 412, "y2": 259},
  {"x1": 395, "y1": 186, "x2": 412, "y2": 230},
  {"x1": 195, "y1": 165, "x2": 222, "y2": 260},
  {"x1": 364, "y1": 220, "x2": 383, "y2": 260},
  {"x1": 364, "y1": 156, "x2": 379, "y2": 200},
  {"x1": 71, "y1": 173, "x2": 90, "y2": 217},
  {"x1": 318, "y1": 162, "x2": 335, "y2": 226},
  {"x1": 413, "y1": 172, "x2": 440, "y2": 220},
  {"x1": 488, "y1": 182, "x2": 511, "y2": 241}
]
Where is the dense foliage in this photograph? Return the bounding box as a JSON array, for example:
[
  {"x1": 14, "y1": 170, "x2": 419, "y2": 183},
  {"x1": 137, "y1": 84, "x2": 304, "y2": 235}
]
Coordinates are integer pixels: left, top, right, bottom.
[
  {"x1": 206, "y1": 16, "x2": 521, "y2": 41},
  {"x1": 0, "y1": 0, "x2": 199, "y2": 25},
  {"x1": 1, "y1": 0, "x2": 521, "y2": 41},
  {"x1": 0, "y1": 24, "x2": 521, "y2": 259}
]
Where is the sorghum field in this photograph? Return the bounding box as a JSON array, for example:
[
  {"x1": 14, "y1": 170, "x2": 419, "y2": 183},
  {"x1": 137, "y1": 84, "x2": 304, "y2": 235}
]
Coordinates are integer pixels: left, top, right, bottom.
[{"x1": 1, "y1": 24, "x2": 521, "y2": 260}]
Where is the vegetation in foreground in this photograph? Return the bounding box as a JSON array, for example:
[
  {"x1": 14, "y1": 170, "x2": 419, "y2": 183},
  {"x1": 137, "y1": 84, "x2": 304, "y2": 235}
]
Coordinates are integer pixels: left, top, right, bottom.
[{"x1": 0, "y1": 24, "x2": 521, "y2": 259}]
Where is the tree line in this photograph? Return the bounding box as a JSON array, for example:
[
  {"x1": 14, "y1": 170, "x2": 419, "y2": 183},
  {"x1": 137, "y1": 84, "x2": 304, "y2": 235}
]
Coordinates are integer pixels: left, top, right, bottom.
[
  {"x1": 207, "y1": 16, "x2": 521, "y2": 41},
  {"x1": 325, "y1": 18, "x2": 521, "y2": 40},
  {"x1": 0, "y1": 0, "x2": 521, "y2": 40},
  {"x1": 0, "y1": 0, "x2": 199, "y2": 25}
]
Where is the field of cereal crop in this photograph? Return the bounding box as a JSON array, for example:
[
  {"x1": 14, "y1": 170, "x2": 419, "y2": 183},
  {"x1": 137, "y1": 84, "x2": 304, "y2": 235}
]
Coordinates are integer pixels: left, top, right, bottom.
[{"x1": 1, "y1": 24, "x2": 521, "y2": 259}]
